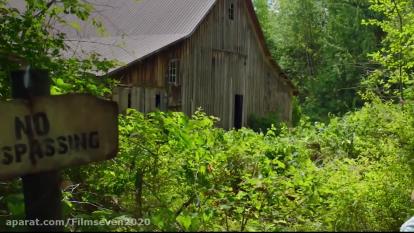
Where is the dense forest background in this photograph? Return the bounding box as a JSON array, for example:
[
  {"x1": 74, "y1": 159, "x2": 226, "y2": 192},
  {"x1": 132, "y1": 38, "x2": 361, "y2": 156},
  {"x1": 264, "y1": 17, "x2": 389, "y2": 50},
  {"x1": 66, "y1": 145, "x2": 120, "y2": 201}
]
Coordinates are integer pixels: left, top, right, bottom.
[
  {"x1": 0, "y1": 0, "x2": 414, "y2": 232},
  {"x1": 255, "y1": 0, "x2": 414, "y2": 122}
]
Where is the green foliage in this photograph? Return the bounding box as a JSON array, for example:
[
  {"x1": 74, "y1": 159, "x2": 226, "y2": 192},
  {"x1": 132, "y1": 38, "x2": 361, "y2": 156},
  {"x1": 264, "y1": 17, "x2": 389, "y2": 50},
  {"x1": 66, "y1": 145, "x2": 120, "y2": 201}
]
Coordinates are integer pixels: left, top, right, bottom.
[
  {"x1": 361, "y1": 0, "x2": 414, "y2": 102},
  {"x1": 254, "y1": 0, "x2": 381, "y2": 121},
  {"x1": 0, "y1": 0, "x2": 117, "y2": 231},
  {"x1": 247, "y1": 111, "x2": 282, "y2": 133},
  {"x1": 304, "y1": 0, "x2": 381, "y2": 120},
  {"x1": 0, "y1": 1, "x2": 413, "y2": 232},
  {"x1": 49, "y1": 102, "x2": 414, "y2": 232},
  {"x1": 291, "y1": 96, "x2": 302, "y2": 126},
  {"x1": 0, "y1": 0, "x2": 118, "y2": 98}
]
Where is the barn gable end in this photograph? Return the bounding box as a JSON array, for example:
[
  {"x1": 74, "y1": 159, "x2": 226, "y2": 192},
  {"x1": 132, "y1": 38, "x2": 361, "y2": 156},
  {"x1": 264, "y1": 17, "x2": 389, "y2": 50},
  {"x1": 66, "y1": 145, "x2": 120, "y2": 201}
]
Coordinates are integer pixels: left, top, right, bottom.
[
  {"x1": 181, "y1": 0, "x2": 294, "y2": 128},
  {"x1": 113, "y1": 0, "x2": 294, "y2": 129}
]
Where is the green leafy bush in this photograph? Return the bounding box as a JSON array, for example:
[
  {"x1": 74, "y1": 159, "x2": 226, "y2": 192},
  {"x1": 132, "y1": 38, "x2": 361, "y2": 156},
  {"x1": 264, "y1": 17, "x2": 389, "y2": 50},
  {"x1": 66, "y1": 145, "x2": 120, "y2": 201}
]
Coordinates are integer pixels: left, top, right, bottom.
[
  {"x1": 1, "y1": 102, "x2": 413, "y2": 232},
  {"x1": 247, "y1": 111, "x2": 282, "y2": 133},
  {"x1": 291, "y1": 96, "x2": 302, "y2": 127}
]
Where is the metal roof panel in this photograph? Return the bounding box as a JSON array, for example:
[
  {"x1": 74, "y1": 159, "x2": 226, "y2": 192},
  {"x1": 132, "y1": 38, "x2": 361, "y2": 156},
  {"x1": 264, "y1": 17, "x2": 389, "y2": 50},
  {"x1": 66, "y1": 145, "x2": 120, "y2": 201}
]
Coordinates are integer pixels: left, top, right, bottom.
[{"x1": 60, "y1": 0, "x2": 216, "y2": 73}]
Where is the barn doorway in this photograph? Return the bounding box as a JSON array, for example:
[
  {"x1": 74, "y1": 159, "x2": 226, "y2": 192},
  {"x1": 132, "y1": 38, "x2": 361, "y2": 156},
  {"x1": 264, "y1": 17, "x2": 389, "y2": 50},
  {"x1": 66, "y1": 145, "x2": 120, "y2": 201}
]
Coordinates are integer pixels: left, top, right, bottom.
[
  {"x1": 234, "y1": 94, "x2": 243, "y2": 129},
  {"x1": 155, "y1": 94, "x2": 161, "y2": 109}
]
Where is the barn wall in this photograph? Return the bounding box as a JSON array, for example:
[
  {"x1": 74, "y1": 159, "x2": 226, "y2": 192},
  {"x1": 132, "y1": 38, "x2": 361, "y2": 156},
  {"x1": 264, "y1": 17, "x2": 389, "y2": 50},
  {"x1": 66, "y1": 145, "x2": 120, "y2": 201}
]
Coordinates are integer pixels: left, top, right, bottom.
[
  {"x1": 113, "y1": 43, "x2": 185, "y2": 113},
  {"x1": 113, "y1": 0, "x2": 293, "y2": 129},
  {"x1": 181, "y1": 0, "x2": 293, "y2": 128}
]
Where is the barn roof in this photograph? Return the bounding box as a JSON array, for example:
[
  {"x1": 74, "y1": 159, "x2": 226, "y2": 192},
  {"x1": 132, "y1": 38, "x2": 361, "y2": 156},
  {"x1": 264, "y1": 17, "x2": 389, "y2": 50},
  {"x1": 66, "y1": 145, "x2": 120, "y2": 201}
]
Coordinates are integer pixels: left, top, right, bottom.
[
  {"x1": 62, "y1": 0, "x2": 216, "y2": 74},
  {"x1": 10, "y1": 0, "x2": 296, "y2": 92}
]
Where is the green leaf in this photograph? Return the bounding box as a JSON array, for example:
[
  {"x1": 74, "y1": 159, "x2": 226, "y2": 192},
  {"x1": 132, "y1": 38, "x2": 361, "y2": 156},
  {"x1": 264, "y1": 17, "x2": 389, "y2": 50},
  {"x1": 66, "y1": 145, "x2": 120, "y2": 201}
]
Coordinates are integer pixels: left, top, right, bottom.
[
  {"x1": 177, "y1": 215, "x2": 192, "y2": 231},
  {"x1": 69, "y1": 21, "x2": 81, "y2": 32}
]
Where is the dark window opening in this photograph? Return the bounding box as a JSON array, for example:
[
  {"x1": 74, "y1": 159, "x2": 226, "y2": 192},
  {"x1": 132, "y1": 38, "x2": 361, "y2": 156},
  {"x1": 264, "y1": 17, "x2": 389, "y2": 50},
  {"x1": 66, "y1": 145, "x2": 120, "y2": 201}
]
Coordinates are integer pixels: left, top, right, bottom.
[
  {"x1": 127, "y1": 90, "x2": 132, "y2": 108},
  {"x1": 155, "y1": 94, "x2": 161, "y2": 109},
  {"x1": 229, "y1": 3, "x2": 234, "y2": 20},
  {"x1": 234, "y1": 95, "x2": 243, "y2": 129}
]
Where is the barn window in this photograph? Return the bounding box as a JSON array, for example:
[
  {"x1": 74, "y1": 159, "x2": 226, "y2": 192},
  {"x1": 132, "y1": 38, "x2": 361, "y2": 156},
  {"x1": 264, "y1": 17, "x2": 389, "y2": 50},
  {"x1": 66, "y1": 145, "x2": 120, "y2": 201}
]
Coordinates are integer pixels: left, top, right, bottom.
[
  {"x1": 229, "y1": 3, "x2": 234, "y2": 20},
  {"x1": 168, "y1": 59, "x2": 179, "y2": 85}
]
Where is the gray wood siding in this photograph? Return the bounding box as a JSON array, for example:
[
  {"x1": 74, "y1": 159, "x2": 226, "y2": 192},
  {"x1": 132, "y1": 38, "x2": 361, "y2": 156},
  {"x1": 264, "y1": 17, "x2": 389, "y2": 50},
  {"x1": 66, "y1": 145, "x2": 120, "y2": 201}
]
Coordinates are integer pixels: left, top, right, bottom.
[
  {"x1": 113, "y1": 0, "x2": 293, "y2": 129},
  {"x1": 180, "y1": 0, "x2": 293, "y2": 128}
]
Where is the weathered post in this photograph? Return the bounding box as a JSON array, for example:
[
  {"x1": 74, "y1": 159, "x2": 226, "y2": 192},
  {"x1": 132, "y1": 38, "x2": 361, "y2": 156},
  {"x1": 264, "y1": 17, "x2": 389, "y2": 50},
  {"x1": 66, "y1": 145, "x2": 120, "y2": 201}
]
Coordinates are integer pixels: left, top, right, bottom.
[
  {"x1": 2, "y1": 68, "x2": 117, "y2": 231},
  {"x1": 10, "y1": 69, "x2": 63, "y2": 232}
]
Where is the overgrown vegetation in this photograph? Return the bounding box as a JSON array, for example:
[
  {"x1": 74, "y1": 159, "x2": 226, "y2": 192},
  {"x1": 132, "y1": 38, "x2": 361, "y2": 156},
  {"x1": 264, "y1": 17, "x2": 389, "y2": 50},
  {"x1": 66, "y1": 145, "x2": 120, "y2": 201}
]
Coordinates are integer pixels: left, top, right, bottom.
[
  {"x1": 248, "y1": 111, "x2": 282, "y2": 133},
  {"x1": 257, "y1": 0, "x2": 411, "y2": 120},
  {"x1": 1, "y1": 0, "x2": 414, "y2": 232},
  {"x1": 3, "y1": 102, "x2": 413, "y2": 231}
]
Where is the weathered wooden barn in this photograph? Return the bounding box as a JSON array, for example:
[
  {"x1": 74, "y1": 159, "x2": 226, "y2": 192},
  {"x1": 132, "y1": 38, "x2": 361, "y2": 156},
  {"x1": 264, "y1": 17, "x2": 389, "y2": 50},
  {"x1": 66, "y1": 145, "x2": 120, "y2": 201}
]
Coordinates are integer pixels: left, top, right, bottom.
[{"x1": 64, "y1": 0, "x2": 296, "y2": 129}]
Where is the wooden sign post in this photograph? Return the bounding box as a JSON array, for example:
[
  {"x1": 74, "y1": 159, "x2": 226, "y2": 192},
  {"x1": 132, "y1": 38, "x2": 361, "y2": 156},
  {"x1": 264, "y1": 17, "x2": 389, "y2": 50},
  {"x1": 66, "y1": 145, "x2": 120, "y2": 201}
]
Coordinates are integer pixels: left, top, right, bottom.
[
  {"x1": 11, "y1": 69, "x2": 62, "y2": 232},
  {"x1": 6, "y1": 69, "x2": 118, "y2": 231}
]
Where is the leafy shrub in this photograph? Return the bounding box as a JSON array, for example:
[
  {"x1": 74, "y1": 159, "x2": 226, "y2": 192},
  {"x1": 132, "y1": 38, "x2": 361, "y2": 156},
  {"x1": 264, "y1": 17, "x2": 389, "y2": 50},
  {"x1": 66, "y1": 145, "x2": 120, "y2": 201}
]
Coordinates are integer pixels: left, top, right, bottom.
[
  {"x1": 291, "y1": 96, "x2": 302, "y2": 127},
  {"x1": 247, "y1": 111, "x2": 282, "y2": 133},
  {"x1": 1, "y1": 102, "x2": 413, "y2": 232}
]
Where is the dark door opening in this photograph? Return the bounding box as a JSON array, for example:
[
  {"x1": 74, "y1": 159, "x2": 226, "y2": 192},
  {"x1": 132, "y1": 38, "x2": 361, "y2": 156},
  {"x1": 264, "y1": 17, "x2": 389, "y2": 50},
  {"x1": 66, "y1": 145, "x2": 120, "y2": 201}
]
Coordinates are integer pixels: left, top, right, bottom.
[
  {"x1": 234, "y1": 95, "x2": 243, "y2": 129},
  {"x1": 127, "y1": 90, "x2": 132, "y2": 109},
  {"x1": 155, "y1": 94, "x2": 161, "y2": 109}
]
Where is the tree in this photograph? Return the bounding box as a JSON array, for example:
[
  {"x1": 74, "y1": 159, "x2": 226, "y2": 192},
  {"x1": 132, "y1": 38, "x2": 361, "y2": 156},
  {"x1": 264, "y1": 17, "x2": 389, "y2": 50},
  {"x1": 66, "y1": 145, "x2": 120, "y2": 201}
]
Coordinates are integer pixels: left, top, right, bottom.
[
  {"x1": 254, "y1": 0, "x2": 381, "y2": 121},
  {"x1": 305, "y1": 0, "x2": 380, "y2": 120},
  {"x1": 362, "y1": 0, "x2": 414, "y2": 103},
  {"x1": 0, "y1": 0, "x2": 117, "y2": 99}
]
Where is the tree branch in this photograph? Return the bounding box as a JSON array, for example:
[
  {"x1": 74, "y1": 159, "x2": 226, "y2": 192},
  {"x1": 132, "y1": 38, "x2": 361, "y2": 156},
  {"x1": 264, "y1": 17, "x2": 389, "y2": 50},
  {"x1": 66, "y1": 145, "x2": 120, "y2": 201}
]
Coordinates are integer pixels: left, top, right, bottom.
[
  {"x1": 34, "y1": 0, "x2": 58, "y2": 18},
  {"x1": 175, "y1": 195, "x2": 195, "y2": 218}
]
